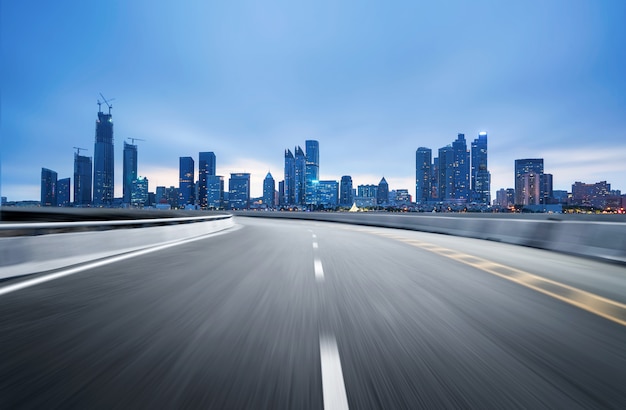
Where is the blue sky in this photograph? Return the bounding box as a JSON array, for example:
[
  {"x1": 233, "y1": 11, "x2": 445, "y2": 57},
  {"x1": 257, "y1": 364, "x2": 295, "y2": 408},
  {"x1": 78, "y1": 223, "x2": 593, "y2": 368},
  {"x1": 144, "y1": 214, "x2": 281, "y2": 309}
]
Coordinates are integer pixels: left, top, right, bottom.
[{"x1": 2, "y1": 0, "x2": 625, "y2": 201}]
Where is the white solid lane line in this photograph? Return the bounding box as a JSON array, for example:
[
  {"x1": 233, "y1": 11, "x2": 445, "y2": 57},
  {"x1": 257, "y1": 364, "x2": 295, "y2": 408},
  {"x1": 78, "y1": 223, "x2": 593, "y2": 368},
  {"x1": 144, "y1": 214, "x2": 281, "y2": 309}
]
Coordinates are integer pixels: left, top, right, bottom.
[
  {"x1": 0, "y1": 226, "x2": 240, "y2": 297},
  {"x1": 320, "y1": 334, "x2": 350, "y2": 410},
  {"x1": 314, "y1": 258, "x2": 325, "y2": 281}
]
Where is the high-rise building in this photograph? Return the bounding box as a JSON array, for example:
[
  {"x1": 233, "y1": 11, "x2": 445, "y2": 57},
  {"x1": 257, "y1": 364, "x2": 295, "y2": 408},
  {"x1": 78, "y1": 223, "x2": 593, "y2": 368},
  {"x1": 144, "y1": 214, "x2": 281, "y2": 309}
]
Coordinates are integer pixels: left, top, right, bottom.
[
  {"x1": 438, "y1": 145, "x2": 454, "y2": 200},
  {"x1": 294, "y1": 146, "x2": 306, "y2": 205},
  {"x1": 131, "y1": 176, "x2": 149, "y2": 207},
  {"x1": 451, "y1": 133, "x2": 470, "y2": 201},
  {"x1": 572, "y1": 181, "x2": 611, "y2": 208},
  {"x1": 471, "y1": 132, "x2": 490, "y2": 204},
  {"x1": 74, "y1": 153, "x2": 92, "y2": 207},
  {"x1": 415, "y1": 147, "x2": 432, "y2": 204},
  {"x1": 305, "y1": 140, "x2": 319, "y2": 204},
  {"x1": 278, "y1": 180, "x2": 285, "y2": 207},
  {"x1": 41, "y1": 168, "x2": 57, "y2": 207},
  {"x1": 377, "y1": 177, "x2": 389, "y2": 206},
  {"x1": 263, "y1": 172, "x2": 275, "y2": 208},
  {"x1": 179, "y1": 156, "x2": 195, "y2": 206},
  {"x1": 541, "y1": 173, "x2": 554, "y2": 204},
  {"x1": 315, "y1": 180, "x2": 339, "y2": 207},
  {"x1": 340, "y1": 175, "x2": 353, "y2": 206},
  {"x1": 198, "y1": 152, "x2": 216, "y2": 208},
  {"x1": 207, "y1": 175, "x2": 224, "y2": 209},
  {"x1": 93, "y1": 106, "x2": 114, "y2": 207},
  {"x1": 284, "y1": 149, "x2": 295, "y2": 205},
  {"x1": 123, "y1": 142, "x2": 138, "y2": 205},
  {"x1": 56, "y1": 177, "x2": 71, "y2": 207},
  {"x1": 515, "y1": 159, "x2": 544, "y2": 205},
  {"x1": 229, "y1": 173, "x2": 250, "y2": 209}
]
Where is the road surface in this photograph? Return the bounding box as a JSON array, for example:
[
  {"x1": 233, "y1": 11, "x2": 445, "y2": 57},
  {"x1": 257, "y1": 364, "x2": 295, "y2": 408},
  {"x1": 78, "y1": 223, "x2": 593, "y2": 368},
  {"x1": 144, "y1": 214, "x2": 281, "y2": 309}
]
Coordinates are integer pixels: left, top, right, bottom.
[{"x1": 1, "y1": 217, "x2": 625, "y2": 408}]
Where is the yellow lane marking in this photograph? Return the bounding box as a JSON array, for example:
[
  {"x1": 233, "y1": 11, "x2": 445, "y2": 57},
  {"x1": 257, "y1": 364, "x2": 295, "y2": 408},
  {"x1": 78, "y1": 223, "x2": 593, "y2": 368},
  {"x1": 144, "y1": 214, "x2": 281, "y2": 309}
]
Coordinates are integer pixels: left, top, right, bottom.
[{"x1": 373, "y1": 232, "x2": 626, "y2": 327}]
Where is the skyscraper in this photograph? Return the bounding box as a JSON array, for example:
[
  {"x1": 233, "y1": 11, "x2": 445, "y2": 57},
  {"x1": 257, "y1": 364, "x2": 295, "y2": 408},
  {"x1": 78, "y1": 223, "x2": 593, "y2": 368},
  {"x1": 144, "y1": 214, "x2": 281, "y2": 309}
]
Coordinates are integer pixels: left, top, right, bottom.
[
  {"x1": 377, "y1": 177, "x2": 389, "y2": 206},
  {"x1": 56, "y1": 177, "x2": 71, "y2": 207},
  {"x1": 438, "y1": 145, "x2": 454, "y2": 200},
  {"x1": 305, "y1": 140, "x2": 319, "y2": 204},
  {"x1": 471, "y1": 132, "x2": 490, "y2": 204},
  {"x1": 41, "y1": 168, "x2": 57, "y2": 207},
  {"x1": 228, "y1": 173, "x2": 250, "y2": 209},
  {"x1": 207, "y1": 175, "x2": 224, "y2": 209},
  {"x1": 294, "y1": 146, "x2": 306, "y2": 205},
  {"x1": 284, "y1": 149, "x2": 295, "y2": 205},
  {"x1": 198, "y1": 152, "x2": 216, "y2": 208},
  {"x1": 415, "y1": 147, "x2": 432, "y2": 204},
  {"x1": 316, "y1": 180, "x2": 339, "y2": 207},
  {"x1": 340, "y1": 175, "x2": 354, "y2": 206},
  {"x1": 451, "y1": 133, "x2": 470, "y2": 201},
  {"x1": 179, "y1": 156, "x2": 195, "y2": 206},
  {"x1": 515, "y1": 158, "x2": 544, "y2": 205},
  {"x1": 93, "y1": 105, "x2": 114, "y2": 207},
  {"x1": 123, "y1": 141, "x2": 138, "y2": 205},
  {"x1": 263, "y1": 172, "x2": 275, "y2": 208},
  {"x1": 131, "y1": 176, "x2": 149, "y2": 207},
  {"x1": 74, "y1": 153, "x2": 92, "y2": 207}
]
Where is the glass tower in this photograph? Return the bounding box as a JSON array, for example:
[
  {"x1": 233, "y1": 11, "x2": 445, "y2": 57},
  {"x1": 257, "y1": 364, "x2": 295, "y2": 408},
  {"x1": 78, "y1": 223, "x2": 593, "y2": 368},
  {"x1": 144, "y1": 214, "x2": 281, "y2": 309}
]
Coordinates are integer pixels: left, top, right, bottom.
[
  {"x1": 179, "y1": 156, "x2": 195, "y2": 206},
  {"x1": 305, "y1": 140, "x2": 319, "y2": 205},
  {"x1": 514, "y1": 159, "x2": 544, "y2": 205},
  {"x1": 123, "y1": 142, "x2": 138, "y2": 205},
  {"x1": 41, "y1": 168, "x2": 57, "y2": 207},
  {"x1": 228, "y1": 173, "x2": 250, "y2": 209},
  {"x1": 284, "y1": 149, "x2": 295, "y2": 206},
  {"x1": 294, "y1": 146, "x2": 306, "y2": 205},
  {"x1": 199, "y1": 152, "x2": 216, "y2": 208},
  {"x1": 415, "y1": 147, "x2": 432, "y2": 204},
  {"x1": 93, "y1": 108, "x2": 114, "y2": 207},
  {"x1": 263, "y1": 172, "x2": 275, "y2": 208},
  {"x1": 471, "y1": 132, "x2": 490, "y2": 204},
  {"x1": 377, "y1": 177, "x2": 389, "y2": 206},
  {"x1": 56, "y1": 177, "x2": 71, "y2": 207},
  {"x1": 74, "y1": 153, "x2": 92, "y2": 207},
  {"x1": 340, "y1": 175, "x2": 353, "y2": 207}
]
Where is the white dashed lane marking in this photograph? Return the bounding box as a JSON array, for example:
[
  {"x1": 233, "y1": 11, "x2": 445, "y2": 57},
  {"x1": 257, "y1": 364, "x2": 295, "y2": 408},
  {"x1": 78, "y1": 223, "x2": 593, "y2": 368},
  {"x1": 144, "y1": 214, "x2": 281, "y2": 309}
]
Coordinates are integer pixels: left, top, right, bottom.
[{"x1": 320, "y1": 334, "x2": 349, "y2": 410}]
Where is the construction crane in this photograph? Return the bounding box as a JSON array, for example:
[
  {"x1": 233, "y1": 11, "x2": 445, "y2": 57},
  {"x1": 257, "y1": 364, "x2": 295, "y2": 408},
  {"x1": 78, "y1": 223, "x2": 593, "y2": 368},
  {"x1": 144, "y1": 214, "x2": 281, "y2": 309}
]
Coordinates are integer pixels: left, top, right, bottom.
[
  {"x1": 127, "y1": 137, "x2": 146, "y2": 145},
  {"x1": 98, "y1": 93, "x2": 115, "y2": 114},
  {"x1": 73, "y1": 147, "x2": 88, "y2": 155}
]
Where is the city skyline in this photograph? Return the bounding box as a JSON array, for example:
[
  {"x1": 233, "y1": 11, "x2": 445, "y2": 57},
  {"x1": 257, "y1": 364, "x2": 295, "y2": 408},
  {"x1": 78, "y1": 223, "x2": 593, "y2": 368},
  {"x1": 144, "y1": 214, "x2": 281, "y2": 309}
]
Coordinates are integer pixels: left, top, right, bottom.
[{"x1": 3, "y1": 1, "x2": 626, "y2": 201}]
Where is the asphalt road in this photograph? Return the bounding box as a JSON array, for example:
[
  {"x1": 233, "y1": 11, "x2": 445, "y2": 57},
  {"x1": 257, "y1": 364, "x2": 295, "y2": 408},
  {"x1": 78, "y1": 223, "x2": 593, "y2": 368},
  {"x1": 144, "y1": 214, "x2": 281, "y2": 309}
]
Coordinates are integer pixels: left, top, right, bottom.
[{"x1": 1, "y1": 217, "x2": 626, "y2": 409}]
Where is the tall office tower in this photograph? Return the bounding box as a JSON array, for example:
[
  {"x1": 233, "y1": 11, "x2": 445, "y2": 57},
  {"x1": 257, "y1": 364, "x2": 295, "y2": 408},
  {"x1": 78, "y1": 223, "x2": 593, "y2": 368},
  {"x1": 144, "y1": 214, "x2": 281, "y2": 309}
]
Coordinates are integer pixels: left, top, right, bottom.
[
  {"x1": 415, "y1": 147, "x2": 432, "y2": 204},
  {"x1": 131, "y1": 176, "x2": 149, "y2": 207},
  {"x1": 228, "y1": 173, "x2": 250, "y2": 209},
  {"x1": 263, "y1": 172, "x2": 275, "y2": 208},
  {"x1": 438, "y1": 145, "x2": 454, "y2": 200},
  {"x1": 93, "y1": 105, "x2": 114, "y2": 207},
  {"x1": 123, "y1": 141, "x2": 138, "y2": 205},
  {"x1": 294, "y1": 146, "x2": 306, "y2": 205},
  {"x1": 377, "y1": 177, "x2": 389, "y2": 206},
  {"x1": 541, "y1": 173, "x2": 553, "y2": 204},
  {"x1": 41, "y1": 168, "x2": 57, "y2": 207},
  {"x1": 431, "y1": 157, "x2": 439, "y2": 199},
  {"x1": 305, "y1": 140, "x2": 320, "y2": 204},
  {"x1": 506, "y1": 189, "x2": 516, "y2": 206},
  {"x1": 284, "y1": 149, "x2": 295, "y2": 205},
  {"x1": 198, "y1": 152, "x2": 216, "y2": 208},
  {"x1": 74, "y1": 153, "x2": 92, "y2": 206},
  {"x1": 179, "y1": 156, "x2": 195, "y2": 206},
  {"x1": 278, "y1": 181, "x2": 285, "y2": 207},
  {"x1": 451, "y1": 133, "x2": 470, "y2": 201},
  {"x1": 156, "y1": 186, "x2": 166, "y2": 203},
  {"x1": 471, "y1": 132, "x2": 491, "y2": 204},
  {"x1": 316, "y1": 180, "x2": 339, "y2": 207},
  {"x1": 358, "y1": 184, "x2": 378, "y2": 198},
  {"x1": 56, "y1": 177, "x2": 71, "y2": 207},
  {"x1": 207, "y1": 175, "x2": 224, "y2": 209},
  {"x1": 340, "y1": 175, "x2": 354, "y2": 206},
  {"x1": 514, "y1": 159, "x2": 544, "y2": 205}
]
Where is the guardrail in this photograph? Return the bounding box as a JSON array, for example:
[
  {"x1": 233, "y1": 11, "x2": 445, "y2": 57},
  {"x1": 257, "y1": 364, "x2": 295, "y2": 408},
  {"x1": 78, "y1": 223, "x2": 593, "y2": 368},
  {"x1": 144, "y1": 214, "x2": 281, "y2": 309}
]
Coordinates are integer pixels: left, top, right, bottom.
[
  {"x1": 0, "y1": 214, "x2": 234, "y2": 279},
  {"x1": 234, "y1": 211, "x2": 626, "y2": 264}
]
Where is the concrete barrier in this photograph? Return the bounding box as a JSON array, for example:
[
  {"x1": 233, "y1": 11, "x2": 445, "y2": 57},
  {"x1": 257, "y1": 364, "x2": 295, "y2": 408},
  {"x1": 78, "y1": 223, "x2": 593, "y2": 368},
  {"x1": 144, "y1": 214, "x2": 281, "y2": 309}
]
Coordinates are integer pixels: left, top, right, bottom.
[
  {"x1": 234, "y1": 212, "x2": 626, "y2": 264},
  {"x1": 0, "y1": 215, "x2": 234, "y2": 279}
]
